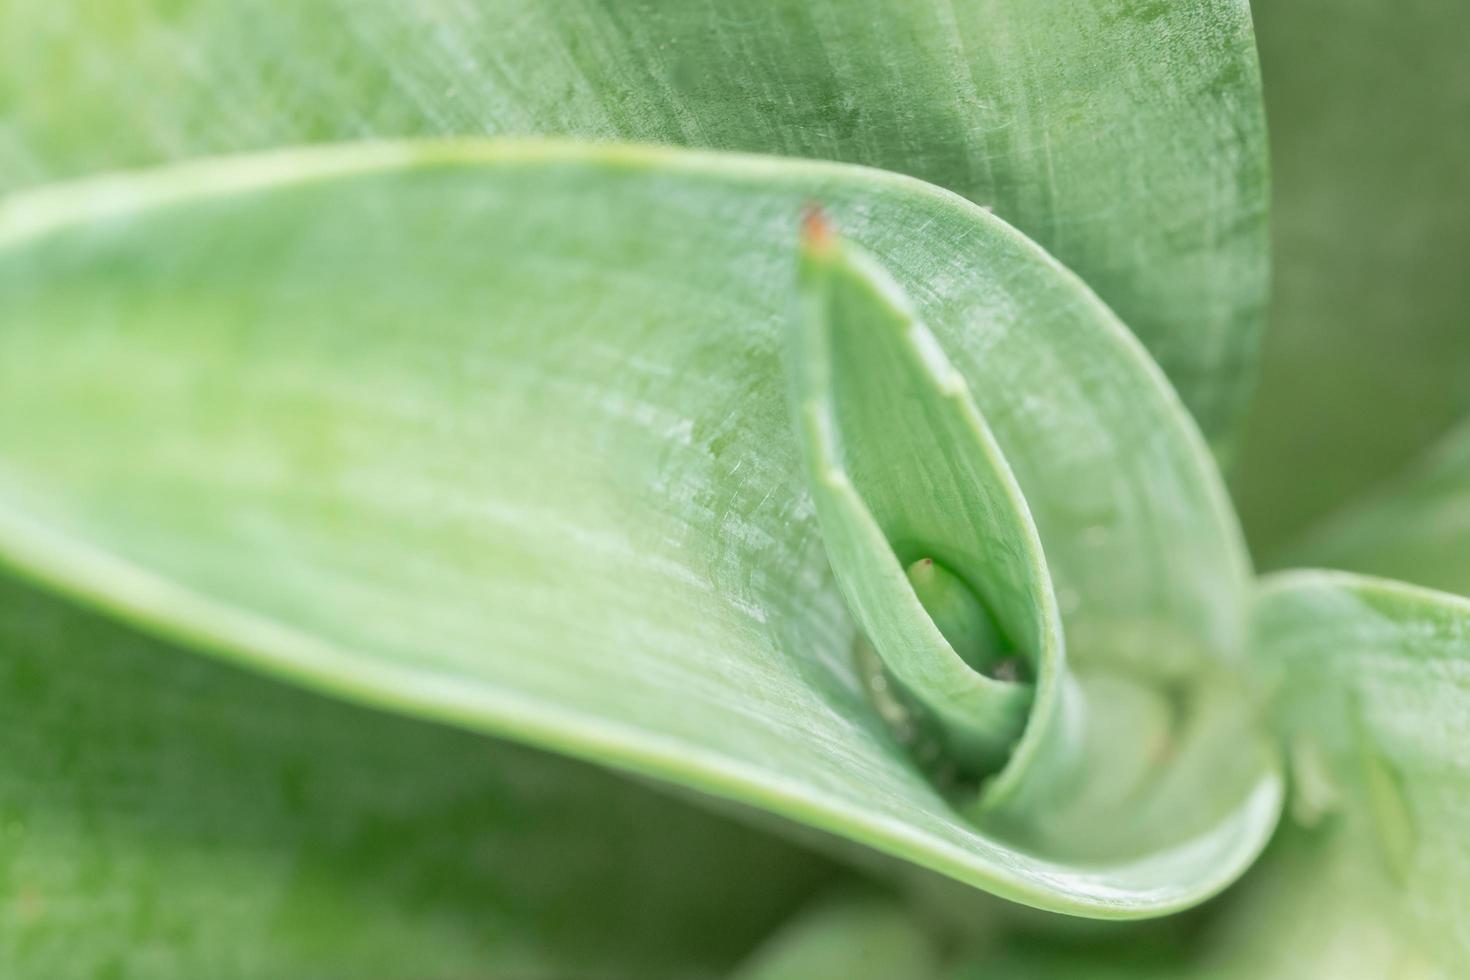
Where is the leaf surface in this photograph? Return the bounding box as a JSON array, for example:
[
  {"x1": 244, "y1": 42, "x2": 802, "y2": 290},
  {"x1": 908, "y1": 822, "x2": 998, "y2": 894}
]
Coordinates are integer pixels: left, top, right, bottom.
[
  {"x1": 0, "y1": 0, "x2": 1268, "y2": 447},
  {"x1": 0, "y1": 141, "x2": 1277, "y2": 915}
]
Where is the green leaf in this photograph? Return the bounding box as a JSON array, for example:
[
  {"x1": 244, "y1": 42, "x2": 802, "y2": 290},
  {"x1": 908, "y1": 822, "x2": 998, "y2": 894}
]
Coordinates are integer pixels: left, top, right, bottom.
[
  {"x1": 789, "y1": 217, "x2": 1049, "y2": 781},
  {"x1": 1281, "y1": 418, "x2": 1470, "y2": 598},
  {"x1": 1234, "y1": 0, "x2": 1470, "y2": 550},
  {"x1": 0, "y1": 572, "x2": 837, "y2": 979},
  {"x1": 0, "y1": 140, "x2": 1277, "y2": 915},
  {"x1": 954, "y1": 571, "x2": 1470, "y2": 977},
  {"x1": 0, "y1": 0, "x2": 1268, "y2": 448}
]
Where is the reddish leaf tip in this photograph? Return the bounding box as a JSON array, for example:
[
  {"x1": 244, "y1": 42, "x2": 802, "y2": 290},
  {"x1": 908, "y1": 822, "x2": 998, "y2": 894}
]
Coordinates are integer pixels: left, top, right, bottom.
[{"x1": 801, "y1": 204, "x2": 835, "y2": 254}]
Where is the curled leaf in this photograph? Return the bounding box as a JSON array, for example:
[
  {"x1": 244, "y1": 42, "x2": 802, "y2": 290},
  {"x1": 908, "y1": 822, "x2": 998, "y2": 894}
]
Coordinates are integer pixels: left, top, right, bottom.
[{"x1": 0, "y1": 140, "x2": 1277, "y2": 915}]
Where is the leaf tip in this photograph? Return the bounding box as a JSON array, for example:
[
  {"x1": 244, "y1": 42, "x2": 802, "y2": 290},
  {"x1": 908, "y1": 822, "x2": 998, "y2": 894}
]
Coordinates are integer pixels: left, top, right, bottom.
[{"x1": 800, "y1": 203, "x2": 836, "y2": 256}]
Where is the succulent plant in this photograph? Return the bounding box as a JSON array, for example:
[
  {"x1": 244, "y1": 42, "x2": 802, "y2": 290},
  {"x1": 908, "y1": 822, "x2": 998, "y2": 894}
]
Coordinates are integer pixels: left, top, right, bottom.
[{"x1": 0, "y1": 0, "x2": 1466, "y2": 976}]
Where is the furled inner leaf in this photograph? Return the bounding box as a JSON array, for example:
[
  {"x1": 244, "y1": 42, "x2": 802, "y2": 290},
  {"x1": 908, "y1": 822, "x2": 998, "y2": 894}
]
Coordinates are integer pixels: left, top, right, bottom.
[
  {"x1": 789, "y1": 216, "x2": 1056, "y2": 784},
  {"x1": 0, "y1": 140, "x2": 1277, "y2": 915}
]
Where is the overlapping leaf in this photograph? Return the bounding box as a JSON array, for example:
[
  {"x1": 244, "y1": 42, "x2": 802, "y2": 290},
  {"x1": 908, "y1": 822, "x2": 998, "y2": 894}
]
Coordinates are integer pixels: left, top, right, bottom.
[
  {"x1": 0, "y1": 0, "x2": 1268, "y2": 447},
  {"x1": 951, "y1": 571, "x2": 1470, "y2": 977}
]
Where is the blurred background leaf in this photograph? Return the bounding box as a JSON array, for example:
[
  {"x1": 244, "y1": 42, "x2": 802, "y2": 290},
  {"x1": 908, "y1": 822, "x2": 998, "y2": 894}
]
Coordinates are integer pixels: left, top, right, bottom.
[
  {"x1": 0, "y1": 574, "x2": 838, "y2": 979},
  {"x1": 1284, "y1": 418, "x2": 1470, "y2": 597},
  {"x1": 732, "y1": 890, "x2": 945, "y2": 980},
  {"x1": 1234, "y1": 0, "x2": 1470, "y2": 555}
]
